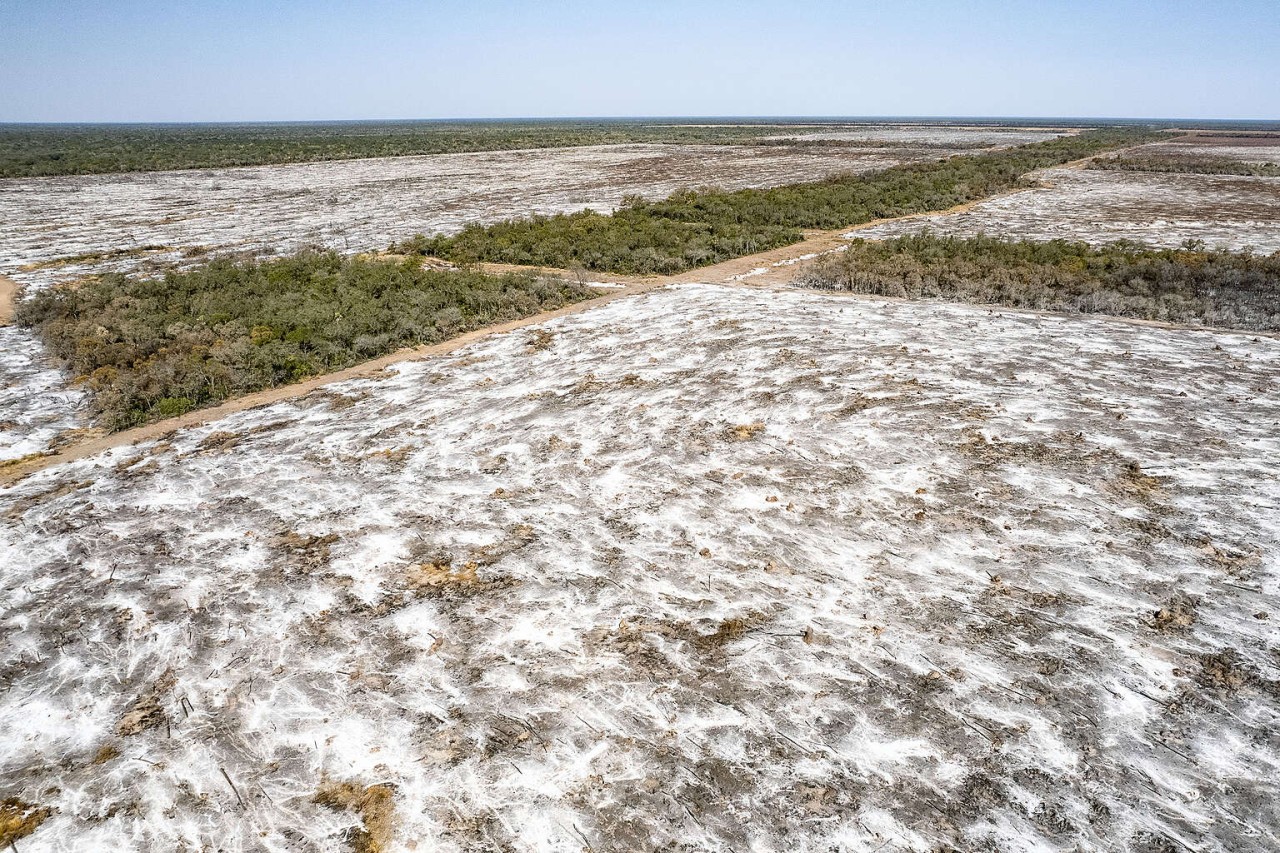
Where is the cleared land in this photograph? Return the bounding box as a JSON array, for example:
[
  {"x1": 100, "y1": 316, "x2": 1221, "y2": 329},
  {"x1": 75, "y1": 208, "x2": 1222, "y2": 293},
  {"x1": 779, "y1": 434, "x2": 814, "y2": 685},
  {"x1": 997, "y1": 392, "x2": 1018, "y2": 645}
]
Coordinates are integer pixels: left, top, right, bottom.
[
  {"x1": 0, "y1": 119, "x2": 840, "y2": 178},
  {"x1": 0, "y1": 141, "x2": 967, "y2": 290},
  {"x1": 852, "y1": 140, "x2": 1280, "y2": 251},
  {"x1": 0, "y1": 127, "x2": 1090, "y2": 462},
  {"x1": 0, "y1": 137, "x2": 973, "y2": 461},
  {"x1": 2, "y1": 285, "x2": 1277, "y2": 853}
]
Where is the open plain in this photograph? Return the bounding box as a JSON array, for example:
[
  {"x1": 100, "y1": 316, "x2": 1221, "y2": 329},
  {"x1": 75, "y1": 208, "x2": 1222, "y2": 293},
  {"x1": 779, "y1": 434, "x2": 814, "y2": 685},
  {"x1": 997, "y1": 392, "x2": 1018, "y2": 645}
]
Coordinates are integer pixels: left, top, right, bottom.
[
  {"x1": 0, "y1": 128, "x2": 1074, "y2": 463},
  {"x1": 3, "y1": 284, "x2": 1278, "y2": 852},
  {"x1": 852, "y1": 140, "x2": 1280, "y2": 250},
  {"x1": 1, "y1": 121, "x2": 1279, "y2": 853}
]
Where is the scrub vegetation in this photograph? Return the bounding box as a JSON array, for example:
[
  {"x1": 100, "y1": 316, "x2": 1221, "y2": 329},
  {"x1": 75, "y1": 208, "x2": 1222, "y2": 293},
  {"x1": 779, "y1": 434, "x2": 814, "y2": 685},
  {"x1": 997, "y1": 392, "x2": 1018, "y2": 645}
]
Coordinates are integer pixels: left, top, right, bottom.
[
  {"x1": 16, "y1": 251, "x2": 597, "y2": 430},
  {"x1": 1090, "y1": 156, "x2": 1280, "y2": 177},
  {"x1": 796, "y1": 232, "x2": 1280, "y2": 330},
  {"x1": 0, "y1": 120, "x2": 819, "y2": 178},
  {"x1": 401, "y1": 128, "x2": 1165, "y2": 275}
]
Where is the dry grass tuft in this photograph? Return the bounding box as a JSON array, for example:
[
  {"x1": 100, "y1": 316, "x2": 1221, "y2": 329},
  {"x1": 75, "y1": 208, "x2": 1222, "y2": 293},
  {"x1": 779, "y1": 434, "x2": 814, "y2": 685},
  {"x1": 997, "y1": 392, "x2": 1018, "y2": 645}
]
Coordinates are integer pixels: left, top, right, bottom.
[
  {"x1": 526, "y1": 328, "x2": 556, "y2": 352},
  {"x1": 314, "y1": 781, "x2": 396, "y2": 853},
  {"x1": 1152, "y1": 593, "x2": 1198, "y2": 632},
  {"x1": 724, "y1": 422, "x2": 766, "y2": 441},
  {"x1": 0, "y1": 799, "x2": 55, "y2": 847},
  {"x1": 406, "y1": 561, "x2": 514, "y2": 599}
]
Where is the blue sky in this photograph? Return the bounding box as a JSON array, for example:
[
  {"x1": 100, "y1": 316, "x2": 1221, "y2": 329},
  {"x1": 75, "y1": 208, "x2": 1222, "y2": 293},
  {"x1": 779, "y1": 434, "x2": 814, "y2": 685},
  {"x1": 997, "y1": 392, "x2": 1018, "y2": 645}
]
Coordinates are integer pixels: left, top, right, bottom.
[{"x1": 1, "y1": 0, "x2": 1276, "y2": 122}]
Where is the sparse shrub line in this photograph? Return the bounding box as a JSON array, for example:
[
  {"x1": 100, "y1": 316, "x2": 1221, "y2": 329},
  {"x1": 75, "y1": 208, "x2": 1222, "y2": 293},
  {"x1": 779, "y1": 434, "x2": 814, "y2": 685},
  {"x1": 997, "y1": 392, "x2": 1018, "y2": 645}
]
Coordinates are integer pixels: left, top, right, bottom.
[
  {"x1": 18, "y1": 251, "x2": 598, "y2": 430},
  {"x1": 400, "y1": 128, "x2": 1166, "y2": 276},
  {"x1": 794, "y1": 233, "x2": 1280, "y2": 331},
  {"x1": 1089, "y1": 156, "x2": 1280, "y2": 177}
]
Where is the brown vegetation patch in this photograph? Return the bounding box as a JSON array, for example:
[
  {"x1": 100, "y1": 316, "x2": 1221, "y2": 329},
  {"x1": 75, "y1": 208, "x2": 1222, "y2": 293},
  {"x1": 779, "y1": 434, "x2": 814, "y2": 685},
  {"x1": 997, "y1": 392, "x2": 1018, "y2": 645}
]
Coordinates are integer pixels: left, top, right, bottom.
[
  {"x1": 590, "y1": 612, "x2": 771, "y2": 667},
  {"x1": 405, "y1": 561, "x2": 515, "y2": 599},
  {"x1": 1152, "y1": 593, "x2": 1198, "y2": 632},
  {"x1": 273, "y1": 531, "x2": 340, "y2": 571},
  {"x1": 197, "y1": 430, "x2": 242, "y2": 452},
  {"x1": 364, "y1": 446, "x2": 413, "y2": 465},
  {"x1": 0, "y1": 799, "x2": 55, "y2": 847},
  {"x1": 314, "y1": 781, "x2": 396, "y2": 853},
  {"x1": 723, "y1": 422, "x2": 766, "y2": 441},
  {"x1": 526, "y1": 328, "x2": 556, "y2": 352},
  {"x1": 1109, "y1": 461, "x2": 1163, "y2": 502},
  {"x1": 315, "y1": 390, "x2": 373, "y2": 411},
  {"x1": 1193, "y1": 649, "x2": 1276, "y2": 696}
]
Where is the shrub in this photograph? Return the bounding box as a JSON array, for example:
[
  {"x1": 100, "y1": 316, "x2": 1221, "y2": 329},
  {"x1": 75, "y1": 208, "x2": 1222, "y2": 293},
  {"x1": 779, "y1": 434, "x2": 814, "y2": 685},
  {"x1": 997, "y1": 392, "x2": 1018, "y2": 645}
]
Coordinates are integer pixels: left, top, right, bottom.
[
  {"x1": 794, "y1": 233, "x2": 1280, "y2": 331},
  {"x1": 402, "y1": 128, "x2": 1166, "y2": 276},
  {"x1": 18, "y1": 250, "x2": 597, "y2": 429}
]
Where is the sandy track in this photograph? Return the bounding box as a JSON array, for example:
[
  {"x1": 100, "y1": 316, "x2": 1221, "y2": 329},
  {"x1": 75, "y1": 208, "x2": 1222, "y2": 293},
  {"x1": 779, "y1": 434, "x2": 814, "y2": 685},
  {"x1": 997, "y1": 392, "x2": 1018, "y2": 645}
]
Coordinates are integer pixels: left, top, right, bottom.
[
  {"x1": 0, "y1": 186, "x2": 1049, "y2": 485},
  {"x1": 0, "y1": 142, "x2": 1162, "y2": 484}
]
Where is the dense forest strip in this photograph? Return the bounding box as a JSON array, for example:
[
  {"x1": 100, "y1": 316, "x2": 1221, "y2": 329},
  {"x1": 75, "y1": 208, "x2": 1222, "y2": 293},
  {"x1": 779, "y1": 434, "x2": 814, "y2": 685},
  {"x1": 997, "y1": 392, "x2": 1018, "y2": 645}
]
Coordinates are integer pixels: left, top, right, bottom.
[
  {"x1": 1089, "y1": 156, "x2": 1280, "y2": 177},
  {"x1": 794, "y1": 233, "x2": 1280, "y2": 331},
  {"x1": 0, "y1": 120, "x2": 833, "y2": 178},
  {"x1": 17, "y1": 253, "x2": 600, "y2": 430},
  {"x1": 403, "y1": 128, "x2": 1166, "y2": 275}
]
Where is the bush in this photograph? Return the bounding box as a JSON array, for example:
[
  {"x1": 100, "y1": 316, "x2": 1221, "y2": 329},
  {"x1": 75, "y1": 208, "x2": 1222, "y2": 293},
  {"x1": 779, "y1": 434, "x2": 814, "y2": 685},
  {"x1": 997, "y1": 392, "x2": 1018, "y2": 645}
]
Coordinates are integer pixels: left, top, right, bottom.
[
  {"x1": 794, "y1": 233, "x2": 1280, "y2": 331},
  {"x1": 402, "y1": 128, "x2": 1166, "y2": 276},
  {"x1": 18, "y1": 250, "x2": 597, "y2": 430}
]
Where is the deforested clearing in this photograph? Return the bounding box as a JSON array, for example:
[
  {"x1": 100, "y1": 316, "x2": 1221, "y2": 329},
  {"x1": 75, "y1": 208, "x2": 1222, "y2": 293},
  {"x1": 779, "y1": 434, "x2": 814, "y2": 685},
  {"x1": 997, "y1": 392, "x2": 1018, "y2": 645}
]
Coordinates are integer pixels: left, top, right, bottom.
[
  {"x1": 0, "y1": 140, "x2": 959, "y2": 290},
  {"x1": 3, "y1": 284, "x2": 1278, "y2": 852},
  {"x1": 852, "y1": 157, "x2": 1280, "y2": 251}
]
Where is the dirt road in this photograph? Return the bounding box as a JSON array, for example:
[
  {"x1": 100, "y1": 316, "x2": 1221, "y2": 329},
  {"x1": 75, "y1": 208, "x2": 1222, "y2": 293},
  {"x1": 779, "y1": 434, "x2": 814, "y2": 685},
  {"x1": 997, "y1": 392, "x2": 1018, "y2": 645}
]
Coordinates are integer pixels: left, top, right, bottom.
[{"x1": 0, "y1": 144, "x2": 1161, "y2": 484}]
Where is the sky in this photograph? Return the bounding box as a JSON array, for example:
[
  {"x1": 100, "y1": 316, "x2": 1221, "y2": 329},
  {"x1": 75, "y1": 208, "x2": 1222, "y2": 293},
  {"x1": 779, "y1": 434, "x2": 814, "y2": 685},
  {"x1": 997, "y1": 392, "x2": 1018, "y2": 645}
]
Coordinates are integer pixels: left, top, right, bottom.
[{"x1": 0, "y1": 0, "x2": 1277, "y2": 122}]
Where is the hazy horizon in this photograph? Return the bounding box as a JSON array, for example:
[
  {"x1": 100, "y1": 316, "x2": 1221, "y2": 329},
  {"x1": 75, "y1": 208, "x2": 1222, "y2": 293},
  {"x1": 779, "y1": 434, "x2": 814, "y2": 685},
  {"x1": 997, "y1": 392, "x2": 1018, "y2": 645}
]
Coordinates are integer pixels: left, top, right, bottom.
[
  {"x1": 3, "y1": 115, "x2": 1279, "y2": 128},
  {"x1": 2, "y1": 0, "x2": 1277, "y2": 123}
]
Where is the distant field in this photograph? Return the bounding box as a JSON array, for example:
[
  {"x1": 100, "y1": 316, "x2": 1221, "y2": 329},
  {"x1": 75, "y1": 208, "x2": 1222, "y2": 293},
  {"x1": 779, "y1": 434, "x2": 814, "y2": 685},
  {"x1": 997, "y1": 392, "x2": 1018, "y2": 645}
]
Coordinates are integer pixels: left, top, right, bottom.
[
  {"x1": 0, "y1": 119, "x2": 839, "y2": 177},
  {"x1": 409, "y1": 128, "x2": 1163, "y2": 274},
  {"x1": 0, "y1": 118, "x2": 1131, "y2": 178}
]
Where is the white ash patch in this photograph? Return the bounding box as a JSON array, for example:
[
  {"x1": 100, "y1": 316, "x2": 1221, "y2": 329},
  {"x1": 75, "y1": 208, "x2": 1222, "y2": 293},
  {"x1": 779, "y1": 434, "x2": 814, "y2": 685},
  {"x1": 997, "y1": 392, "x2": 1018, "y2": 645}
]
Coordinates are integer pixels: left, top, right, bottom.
[
  {"x1": 2, "y1": 285, "x2": 1279, "y2": 852},
  {"x1": 1134, "y1": 141, "x2": 1280, "y2": 165},
  {"x1": 0, "y1": 142, "x2": 951, "y2": 292},
  {"x1": 0, "y1": 325, "x2": 86, "y2": 461},
  {"x1": 850, "y1": 167, "x2": 1280, "y2": 251}
]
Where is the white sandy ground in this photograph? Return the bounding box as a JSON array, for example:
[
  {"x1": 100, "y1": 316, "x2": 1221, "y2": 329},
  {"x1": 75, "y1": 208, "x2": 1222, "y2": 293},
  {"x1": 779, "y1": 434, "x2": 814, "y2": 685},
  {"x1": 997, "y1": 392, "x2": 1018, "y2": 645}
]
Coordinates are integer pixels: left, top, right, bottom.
[
  {"x1": 0, "y1": 325, "x2": 84, "y2": 459},
  {"x1": 2, "y1": 284, "x2": 1278, "y2": 853},
  {"x1": 0, "y1": 142, "x2": 948, "y2": 289},
  {"x1": 1129, "y1": 142, "x2": 1280, "y2": 166},
  {"x1": 0, "y1": 136, "x2": 1004, "y2": 463},
  {"x1": 850, "y1": 164, "x2": 1280, "y2": 252}
]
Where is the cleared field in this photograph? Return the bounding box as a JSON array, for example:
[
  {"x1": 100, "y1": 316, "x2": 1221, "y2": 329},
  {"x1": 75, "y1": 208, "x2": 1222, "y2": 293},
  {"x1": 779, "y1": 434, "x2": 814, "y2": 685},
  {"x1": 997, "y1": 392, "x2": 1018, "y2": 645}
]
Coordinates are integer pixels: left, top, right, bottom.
[
  {"x1": 851, "y1": 164, "x2": 1280, "y2": 251},
  {"x1": 762, "y1": 126, "x2": 1076, "y2": 146},
  {"x1": 1117, "y1": 140, "x2": 1280, "y2": 166},
  {"x1": 3, "y1": 285, "x2": 1277, "y2": 853},
  {"x1": 0, "y1": 127, "x2": 1100, "y2": 462},
  {"x1": 0, "y1": 141, "x2": 955, "y2": 290},
  {"x1": 0, "y1": 140, "x2": 941, "y2": 460}
]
